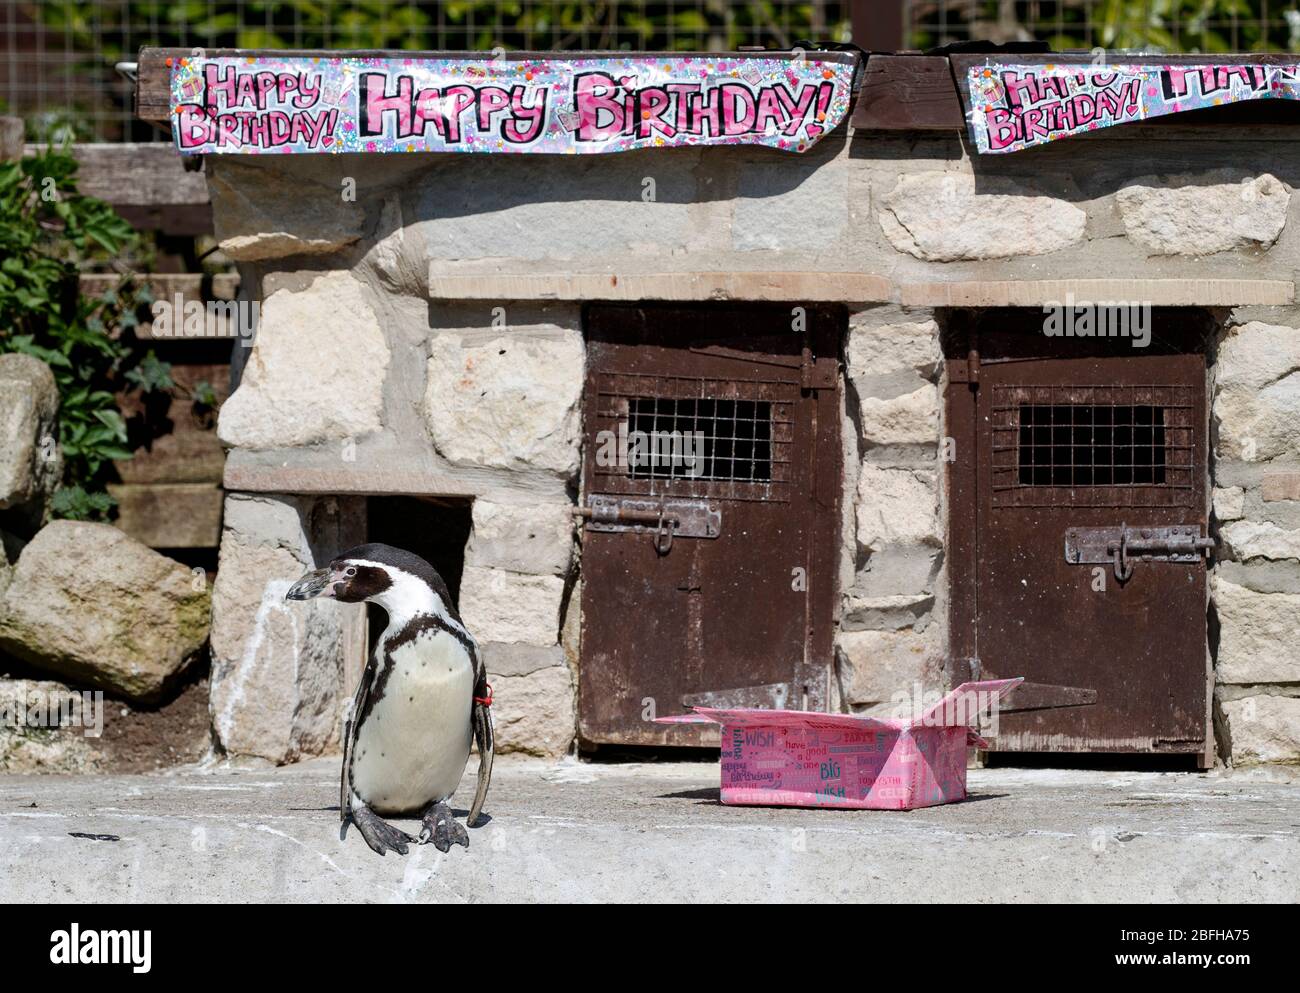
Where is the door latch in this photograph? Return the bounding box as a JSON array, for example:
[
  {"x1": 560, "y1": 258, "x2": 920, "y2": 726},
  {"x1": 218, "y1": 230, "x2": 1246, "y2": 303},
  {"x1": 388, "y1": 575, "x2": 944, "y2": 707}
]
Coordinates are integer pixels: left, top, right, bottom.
[
  {"x1": 1064, "y1": 524, "x2": 1215, "y2": 581},
  {"x1": 576, "y1": 496, "x2": 721, "y2": 555}
]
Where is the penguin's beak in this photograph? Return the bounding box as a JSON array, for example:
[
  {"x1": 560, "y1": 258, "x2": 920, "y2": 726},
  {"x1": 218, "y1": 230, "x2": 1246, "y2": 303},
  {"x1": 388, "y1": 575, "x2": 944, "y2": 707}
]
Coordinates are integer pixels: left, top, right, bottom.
[{"x1": 285, "y1": 568, "x2": 335, "y2": 601}]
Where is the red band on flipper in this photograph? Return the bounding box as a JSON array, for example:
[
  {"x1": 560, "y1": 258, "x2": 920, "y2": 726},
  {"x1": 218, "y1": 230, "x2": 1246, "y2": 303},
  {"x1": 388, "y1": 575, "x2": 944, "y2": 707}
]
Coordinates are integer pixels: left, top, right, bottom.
[{"x1": 474, "y1": 683, "x2": 493, "y2": 707}]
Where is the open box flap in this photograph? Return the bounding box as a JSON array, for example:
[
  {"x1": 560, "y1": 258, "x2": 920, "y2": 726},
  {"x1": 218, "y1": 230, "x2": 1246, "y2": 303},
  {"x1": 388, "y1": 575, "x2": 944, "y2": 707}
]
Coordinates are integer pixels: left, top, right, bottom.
[
  {"x1": 654, "y1": 708, "x2": 907, "y2": 733},
  {"x1": 915, "y1": 678, "x2": 1024, "y2": 727}
]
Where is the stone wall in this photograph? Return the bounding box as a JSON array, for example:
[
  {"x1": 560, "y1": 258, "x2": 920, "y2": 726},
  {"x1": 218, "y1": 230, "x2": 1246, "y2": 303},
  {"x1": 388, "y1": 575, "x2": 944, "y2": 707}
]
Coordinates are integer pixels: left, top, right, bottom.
[
  {"x1": 1210, "y1": 316, "x2": 1300, "y2": 765},
  {"x1": 837, "y1": 306, "x2": 946, "y2": 716},
  {"x1": 201, "y1": 123, "x2": 1300, "y2": 765}
]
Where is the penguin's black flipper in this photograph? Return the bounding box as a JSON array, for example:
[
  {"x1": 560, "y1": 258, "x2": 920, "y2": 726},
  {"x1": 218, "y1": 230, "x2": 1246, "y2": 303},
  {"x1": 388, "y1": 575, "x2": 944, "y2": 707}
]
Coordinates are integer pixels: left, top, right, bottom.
[
  {"x1": 468, "y1": 666, "x2": 494, "y2": 828},
  {"x1": 340, "y1": 658, "x2": 374, "y2": 824}
]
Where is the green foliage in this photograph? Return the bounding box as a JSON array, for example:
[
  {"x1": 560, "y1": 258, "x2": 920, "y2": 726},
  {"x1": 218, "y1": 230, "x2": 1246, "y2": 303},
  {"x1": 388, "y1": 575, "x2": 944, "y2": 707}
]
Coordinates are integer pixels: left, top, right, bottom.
[
  {"x1": 32, "y1": 1, "x2": 852, "y2": 54},
  {"x1": 0, "y1": 146, "x2": 167, "y2": 522},
  {"x1": 48, "y1": 485, "x2": 117, "y2": 522}
]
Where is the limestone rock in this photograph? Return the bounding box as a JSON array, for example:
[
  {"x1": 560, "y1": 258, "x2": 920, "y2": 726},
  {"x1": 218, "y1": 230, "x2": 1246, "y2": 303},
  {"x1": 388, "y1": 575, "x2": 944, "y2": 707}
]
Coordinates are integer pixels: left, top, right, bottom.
[
  {"x1": 858, "y1": 385, "x2": 940, "y2": 446},
  {"x1": 458, "y1": 566, "x2": 564, "y2": 647},
  {"x1": 1213, "y1": 486, "x2": 1245, "y2": 522},
  {"x1": 465, "y1": 500, "x2": 574, "y2": 576},
  {"x1": 424, "y1": 329, "x2": 583, "y2": 475},
  {"x1": 208, "y1": 159, "x2": 364, "y2": 261},
  {"x1": 853, "y1": 544, "x2": 943, "y2": 599},
  {"x1": 1220, "y1": 520, "x2": 1300, "y2": 562},
  {"x1": 845, "y1": 318, "x2": 941, "y2": 388},
  {"x1": 0, "y1": 353, "x2": 61, "y2": 511},
  {"x1": 1116, "y1": 172, "x2": 1289, "y2": 256},
  {"x1": 879, "y1": 172, "x2": 1085, "y2": 262},
  {"x1": 0, "y1": 679, "x2": 102, "y2": 774},
  {"x1": 855, "y1": 463, "x2": 940, "y2": 549},
  {"x1": 836, "y1": 627, "x2": 943, "y2": 712},
  {"x1": 841, "y1": 591, "x2": 934, "y2": 632},
  {"x1": 1213, "y1": 322, "x2": 1300, "y2": 463},
  {"x1": 217, "y1": 271, "x2": 389, "y2": 450},
  {"x1": 209, "y1": 494, "x2": 362, "y2": 764},
  {"x1": 1221, "y1": 694, "x2": 1300, "y2": 765},
  {"x1": 484, "y1": 664, "x2": 575, "y2": 757},
  {"x1": 1213, "y1": 576, "x2": 1300, "y2": 684},
  {"x1": 0, "y1": 522, "x2": 209, "y2": 701}
]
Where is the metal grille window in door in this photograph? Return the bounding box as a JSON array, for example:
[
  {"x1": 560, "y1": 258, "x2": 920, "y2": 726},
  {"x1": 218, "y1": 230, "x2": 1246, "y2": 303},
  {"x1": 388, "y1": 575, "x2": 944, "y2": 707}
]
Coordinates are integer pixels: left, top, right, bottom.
[
  {"x1": 990, "y1": 384, "x2": 1195, "y2": 508},
  {"x1": 589, "y1": 372, "x2": 796, "y2": 503}
]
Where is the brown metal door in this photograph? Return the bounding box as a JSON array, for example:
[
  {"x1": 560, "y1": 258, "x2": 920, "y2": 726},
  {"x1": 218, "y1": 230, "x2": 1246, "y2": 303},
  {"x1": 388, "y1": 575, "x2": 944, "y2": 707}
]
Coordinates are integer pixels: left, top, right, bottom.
[
  {"x1": 949, "y1": 316, "x2": 1211, "y2": 759},
  {"x1": 579, "y1": 304, "x2": 842, "y2": 746}
]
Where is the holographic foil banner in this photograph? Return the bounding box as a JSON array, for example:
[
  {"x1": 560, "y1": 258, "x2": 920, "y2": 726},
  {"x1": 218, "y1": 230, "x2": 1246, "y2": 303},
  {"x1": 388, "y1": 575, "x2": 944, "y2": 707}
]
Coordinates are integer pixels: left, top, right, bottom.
[
  {"x1": 966, "y1": 62, "x2": 1300, "y2": 153},
  {"x1": 170, "y1": 54, "x2": 855, "y2": 155}
]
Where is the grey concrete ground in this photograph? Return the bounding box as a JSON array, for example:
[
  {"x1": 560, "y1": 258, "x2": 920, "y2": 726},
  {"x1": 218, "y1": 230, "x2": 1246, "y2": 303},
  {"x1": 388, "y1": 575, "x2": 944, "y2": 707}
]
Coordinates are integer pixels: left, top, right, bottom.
[{"x1": 1, "y1": 757, "x2": 1297, "y2": 903}]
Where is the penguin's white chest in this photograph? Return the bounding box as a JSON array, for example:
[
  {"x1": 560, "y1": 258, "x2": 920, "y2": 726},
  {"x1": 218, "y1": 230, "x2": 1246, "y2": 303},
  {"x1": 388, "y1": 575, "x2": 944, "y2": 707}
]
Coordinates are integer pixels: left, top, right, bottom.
[{"x1": 350, "y1": 627, "x2": 474, "y2": 816}]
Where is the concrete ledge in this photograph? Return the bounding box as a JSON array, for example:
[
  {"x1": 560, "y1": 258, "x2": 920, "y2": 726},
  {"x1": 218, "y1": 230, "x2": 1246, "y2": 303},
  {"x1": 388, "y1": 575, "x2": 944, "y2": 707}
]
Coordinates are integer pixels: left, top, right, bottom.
[
  {"x1": 2, "y1": 760, "x2": 1298, "y2": 902},
  {"x1": 428, "y1": 270, "x2": 893, "y2": 304},
  {"x1": 223, "y1": 449, "x2": 570, "y2": 501},
  {"x1": 900, "y1": 279, "x2": 1295, "y2": 308}
]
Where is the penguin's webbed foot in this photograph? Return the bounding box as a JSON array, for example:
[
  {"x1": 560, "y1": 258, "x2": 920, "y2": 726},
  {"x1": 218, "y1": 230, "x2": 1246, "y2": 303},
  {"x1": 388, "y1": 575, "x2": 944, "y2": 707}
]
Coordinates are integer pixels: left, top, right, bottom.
[
  {"x1": 348, "y1": 802, "x2": 414, "y2": 857},
  {"x1": 418, "y1": 801, "x2": 468, "y2": 853}
]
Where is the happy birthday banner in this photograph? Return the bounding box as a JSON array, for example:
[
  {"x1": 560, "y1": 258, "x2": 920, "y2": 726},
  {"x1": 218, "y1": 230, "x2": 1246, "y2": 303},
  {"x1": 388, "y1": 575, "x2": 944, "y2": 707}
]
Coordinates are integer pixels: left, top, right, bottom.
[
  {"x1": 169, "y1": 54, "x2": 855, "y2": 155},
  {"x1": 966, "y1": 62, "x2": 1300, "y2": 153}
]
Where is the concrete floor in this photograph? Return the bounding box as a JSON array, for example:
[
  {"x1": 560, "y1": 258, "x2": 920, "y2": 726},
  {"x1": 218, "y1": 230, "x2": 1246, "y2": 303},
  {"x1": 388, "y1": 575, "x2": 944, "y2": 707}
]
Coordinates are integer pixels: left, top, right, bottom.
[{"x1": 2, "y1": 757, "x2": 1297, "y2": 902}]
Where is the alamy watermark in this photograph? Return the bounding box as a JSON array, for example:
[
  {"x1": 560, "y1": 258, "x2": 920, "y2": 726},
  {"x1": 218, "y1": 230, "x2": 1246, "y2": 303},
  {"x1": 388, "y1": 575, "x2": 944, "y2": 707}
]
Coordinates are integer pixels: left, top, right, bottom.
[
  {"x1": 889, "y1": 682, "x2": 1004, "y2": 735},
  {"x1": 594, "y1": 422, "x2": 706, "y2": 477},
  {"x1": 150, "y1": 294, "x2": 258, "y2": 347},
  {"x1": 1043, "y1": 293, "x2": 1151, "y2": 348},
  {"x1": 0, "y1": 685, "x2": 104, "y2": 738}
]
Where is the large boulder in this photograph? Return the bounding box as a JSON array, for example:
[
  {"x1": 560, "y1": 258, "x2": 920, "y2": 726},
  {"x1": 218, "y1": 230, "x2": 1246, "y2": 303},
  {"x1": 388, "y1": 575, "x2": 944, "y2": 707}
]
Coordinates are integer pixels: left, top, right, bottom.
[
  {"x1": 0, "y1": 678, "x2": 103, "y2": 774},
  {"x1": 0, "y1": 353, "x2": 61, "y2": 513},
  {"x1": 0, "y1": 522, "x2": 210, "y2": 701}
]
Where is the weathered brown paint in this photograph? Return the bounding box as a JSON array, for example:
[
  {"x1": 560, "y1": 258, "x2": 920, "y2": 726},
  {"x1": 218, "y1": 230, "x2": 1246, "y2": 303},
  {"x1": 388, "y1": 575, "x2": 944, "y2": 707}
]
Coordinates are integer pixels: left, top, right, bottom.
[
  {"x1": 946, "y1": 311, "x2": 1212, "y2": 762},
  {"x1": 578, "y1": 304, "x2": 842, "y2": 747}
]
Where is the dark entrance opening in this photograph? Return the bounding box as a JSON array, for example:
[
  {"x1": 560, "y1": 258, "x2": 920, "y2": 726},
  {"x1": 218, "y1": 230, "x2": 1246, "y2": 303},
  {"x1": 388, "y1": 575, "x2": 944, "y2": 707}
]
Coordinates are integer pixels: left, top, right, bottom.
[{"x1": 364, "y1": 496, "x2": 472, "y2": 652}]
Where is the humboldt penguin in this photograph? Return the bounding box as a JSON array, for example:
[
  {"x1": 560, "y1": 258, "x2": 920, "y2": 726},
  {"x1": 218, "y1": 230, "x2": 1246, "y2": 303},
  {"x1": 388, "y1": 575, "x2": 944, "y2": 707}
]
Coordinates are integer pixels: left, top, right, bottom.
[{"x1": 285, "y1": 543, "x2": 493, "y2": 855}]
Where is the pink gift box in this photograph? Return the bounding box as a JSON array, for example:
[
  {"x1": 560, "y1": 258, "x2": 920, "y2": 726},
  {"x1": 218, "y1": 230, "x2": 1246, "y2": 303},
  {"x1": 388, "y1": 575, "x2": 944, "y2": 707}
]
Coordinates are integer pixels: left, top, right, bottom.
[{"x1": 655, "y1": 678, "x2": 1023, "y2": 810}]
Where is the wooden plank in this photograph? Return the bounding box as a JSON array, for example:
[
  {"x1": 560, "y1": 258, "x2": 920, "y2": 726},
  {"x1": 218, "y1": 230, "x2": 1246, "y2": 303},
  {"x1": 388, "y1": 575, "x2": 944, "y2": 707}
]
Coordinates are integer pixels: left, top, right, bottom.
[
  {"x1": 25, "y1": 143, "x2": 209, "y2": 208},
  {"x1": 114, "y1": 363, "x2": 230, "y2": 485},
  {"x1": 80, "y1": 273, "x2": 243, "y2": 340},
  {"x1": 107, "y1": 483, "x2": 223, "y2": 548},
  {"x1": 429, "y1": 270, "x2": 893, "y2": 304},
  {"x1": 137, "y1": 45, "x2": 861, "y2": 124},
  {"x1": 0, "y1": 117, "x2": 22, "y2": 161},
  {"x1": 900, "y1": 279, "x2": 1294, "y2": 308},
  {"x1": 851, "y1": 55, "x2": 964, "y2": 131}
]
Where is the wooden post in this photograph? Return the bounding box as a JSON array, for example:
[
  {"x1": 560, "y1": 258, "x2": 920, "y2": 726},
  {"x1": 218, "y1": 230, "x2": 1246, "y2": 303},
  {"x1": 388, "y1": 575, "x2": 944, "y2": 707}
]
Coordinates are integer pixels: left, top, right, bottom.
[
  {"x1": 0, "y1": 117, "x2": 23, "y2": 161},
  {"x1": 851, "y1": 0, "x2": 906, "y2": 52}
]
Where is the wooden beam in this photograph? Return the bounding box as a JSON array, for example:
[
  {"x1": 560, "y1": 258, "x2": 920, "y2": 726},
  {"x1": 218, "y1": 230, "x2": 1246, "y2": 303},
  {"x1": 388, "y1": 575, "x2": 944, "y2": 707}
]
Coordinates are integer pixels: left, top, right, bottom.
[
  {"x1": 900, "y1": 279, "x2": 1294, "y2": 308},
  {"x1": 852, "y1": 55, "x2": 964, "y2": 131},
  {"x1": 25, "y1": 143, "x2": 208, "y2": 207},
  {"x1": 428, "y1": 270, "x2": 893, "y2": 304},
  {"x1": 851, "y1": 0, "x2": 905, "y2": 51}
]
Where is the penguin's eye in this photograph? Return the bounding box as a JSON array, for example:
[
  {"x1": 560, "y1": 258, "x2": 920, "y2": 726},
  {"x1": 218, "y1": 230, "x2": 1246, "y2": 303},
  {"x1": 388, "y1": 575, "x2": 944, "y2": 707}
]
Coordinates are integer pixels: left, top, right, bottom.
[{"x1": 344, "y1": 567, "x2": 357, "y2": 578}]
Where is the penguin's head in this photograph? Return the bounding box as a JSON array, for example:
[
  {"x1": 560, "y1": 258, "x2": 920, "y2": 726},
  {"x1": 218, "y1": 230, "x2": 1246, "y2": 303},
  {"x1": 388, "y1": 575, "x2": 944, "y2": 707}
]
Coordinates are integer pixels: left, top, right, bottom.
[{"x1": 285, "y1": 543, "x2": 457, "y2": 618}]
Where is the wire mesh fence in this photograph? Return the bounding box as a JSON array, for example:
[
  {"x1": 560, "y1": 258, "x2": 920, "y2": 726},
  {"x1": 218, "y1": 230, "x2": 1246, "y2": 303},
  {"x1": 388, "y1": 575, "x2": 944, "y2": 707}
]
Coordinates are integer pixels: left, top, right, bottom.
[{"x1": 5, "y1": 1, "x2": 1300, "y2": 142}]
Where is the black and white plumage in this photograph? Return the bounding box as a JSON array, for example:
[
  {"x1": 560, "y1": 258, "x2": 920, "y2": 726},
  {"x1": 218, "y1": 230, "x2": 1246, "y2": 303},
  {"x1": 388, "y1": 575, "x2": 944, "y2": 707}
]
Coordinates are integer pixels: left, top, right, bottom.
[{"x1": 285, "y1": 543, "x2": 492, "y2": 856}]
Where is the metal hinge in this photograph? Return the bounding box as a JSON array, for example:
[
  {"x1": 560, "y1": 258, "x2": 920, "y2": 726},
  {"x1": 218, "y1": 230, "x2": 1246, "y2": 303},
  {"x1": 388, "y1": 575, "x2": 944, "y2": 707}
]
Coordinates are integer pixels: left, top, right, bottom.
[{"x1": 800, "y1": 347, "x2": 837, "y2": 390}]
